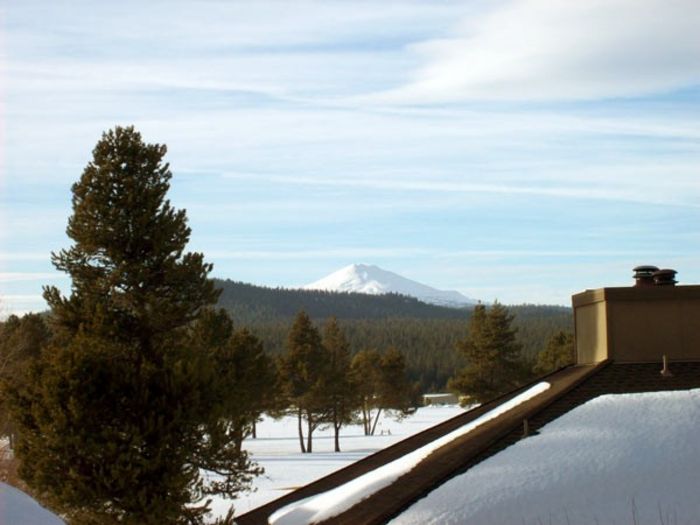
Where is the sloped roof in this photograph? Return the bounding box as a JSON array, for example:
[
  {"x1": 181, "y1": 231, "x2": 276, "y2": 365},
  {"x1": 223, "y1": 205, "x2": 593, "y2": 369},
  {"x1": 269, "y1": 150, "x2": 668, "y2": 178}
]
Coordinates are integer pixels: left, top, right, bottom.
[
  {"x1": 236, "y1": 361, "x2": 700, "y2": 525},
  {"x1": 390, "y1": 387, "x2": 700, "y2": 524}
]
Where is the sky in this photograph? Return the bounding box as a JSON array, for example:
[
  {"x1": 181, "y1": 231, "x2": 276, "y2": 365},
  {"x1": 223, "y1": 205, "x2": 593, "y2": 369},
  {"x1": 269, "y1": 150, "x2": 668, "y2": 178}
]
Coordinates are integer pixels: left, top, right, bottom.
[{"x1": 1, "y1": 0, "x2": 700, "y2": 315}]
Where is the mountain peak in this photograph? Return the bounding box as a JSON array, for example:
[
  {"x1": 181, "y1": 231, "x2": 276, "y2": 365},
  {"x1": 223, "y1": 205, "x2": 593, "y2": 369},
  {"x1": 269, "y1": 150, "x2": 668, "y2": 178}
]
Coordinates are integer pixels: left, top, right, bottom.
[{"x1": 303, "y1": 264, "x2": 476, "y2": 307}]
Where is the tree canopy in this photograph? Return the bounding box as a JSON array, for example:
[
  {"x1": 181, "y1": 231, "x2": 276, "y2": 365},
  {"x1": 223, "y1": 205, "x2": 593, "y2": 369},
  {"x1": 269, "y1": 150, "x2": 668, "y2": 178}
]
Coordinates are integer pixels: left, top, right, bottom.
[
  {"x1": 449, "y1": 302, "x2": 528, "y2": 404},
  {"x1": 320, "y1": 317, "x2": 356, "y2": 452},
  {"x1": 534, "y1": 331, "x2": 575, "y2": 374},
  {"x1": 3, "y1": 127, "x2": 256, "y2": 524},
  {"x1": 277, "y1": 310, "x2": 329, "y2": 453}
]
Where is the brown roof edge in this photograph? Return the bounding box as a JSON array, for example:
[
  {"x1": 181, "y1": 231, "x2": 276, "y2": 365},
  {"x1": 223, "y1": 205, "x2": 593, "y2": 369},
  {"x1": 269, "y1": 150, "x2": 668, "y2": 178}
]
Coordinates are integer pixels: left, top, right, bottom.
[
  {"x1": 316, "y1": 360, "x2": 611, "y2": 525},
  {"x1": 572, "y1": 285, "x2": 700, "y2": 307},
  {"x1": 236, "y1": 362, "x2": 608, "y2": 525}
]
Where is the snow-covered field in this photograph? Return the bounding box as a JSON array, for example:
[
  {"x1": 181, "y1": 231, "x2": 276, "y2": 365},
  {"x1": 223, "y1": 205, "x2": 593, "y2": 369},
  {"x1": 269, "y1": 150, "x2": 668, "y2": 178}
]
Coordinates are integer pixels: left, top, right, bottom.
[
  {"x1": 390, "y1": 389, "x2": 700, "y2": 525},
  {"x1": 209, "y1": 405, "x2": 466, "y2": 519}
]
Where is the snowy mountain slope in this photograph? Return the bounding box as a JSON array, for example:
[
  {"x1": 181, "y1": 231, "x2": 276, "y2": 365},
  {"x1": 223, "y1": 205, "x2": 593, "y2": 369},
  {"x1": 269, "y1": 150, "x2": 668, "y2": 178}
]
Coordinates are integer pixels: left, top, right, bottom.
[{"x1": 303, "y1": 264, "x2": 476, "y2": 307}]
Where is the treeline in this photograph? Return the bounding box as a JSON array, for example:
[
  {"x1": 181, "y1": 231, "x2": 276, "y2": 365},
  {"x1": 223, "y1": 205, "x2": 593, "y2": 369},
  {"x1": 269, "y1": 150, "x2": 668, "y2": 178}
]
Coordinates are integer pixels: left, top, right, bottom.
[
  {"x1": 214, "y1": 278, "x2": 468, "y2": 321},
  {"x1": 213, "y1": 279, "x2": 573, "y2": 392},
  {"x1": 276, "y1": 312, "x2": 416, "y2": 454},
  {"x1": 220, "y1": 309, "x2": 572, "y2": 392},
  {"x1": 0, "y1": 309, "x2": 417, "y2": 461}
]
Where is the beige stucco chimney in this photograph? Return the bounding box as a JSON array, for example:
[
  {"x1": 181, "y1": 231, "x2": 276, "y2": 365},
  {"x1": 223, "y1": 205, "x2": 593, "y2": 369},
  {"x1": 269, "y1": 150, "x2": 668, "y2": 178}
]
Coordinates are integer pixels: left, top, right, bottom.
[{"x1": 572, "y1": 270, "x2": 700, "y2": 364}]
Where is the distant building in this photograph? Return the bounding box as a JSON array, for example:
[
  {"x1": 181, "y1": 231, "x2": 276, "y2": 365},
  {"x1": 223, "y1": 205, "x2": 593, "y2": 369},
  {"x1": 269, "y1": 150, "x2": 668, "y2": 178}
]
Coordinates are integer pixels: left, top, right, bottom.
[{"x1": 421, "y1": 393, "x2": 459, "y2": 406}]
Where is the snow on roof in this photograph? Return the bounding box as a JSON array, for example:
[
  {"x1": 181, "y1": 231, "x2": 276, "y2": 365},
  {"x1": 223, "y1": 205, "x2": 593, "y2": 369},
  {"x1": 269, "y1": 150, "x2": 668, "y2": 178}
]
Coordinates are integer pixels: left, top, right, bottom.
[
  {"x1": 268, "y1": 382, "x2": 551, "y2": 525},
  {"x1": 0, "y1": 482, "x2": 64, "y2": 524},
  {"x1": 389, "y1": 388, "x2": 700, "y2": 525}
]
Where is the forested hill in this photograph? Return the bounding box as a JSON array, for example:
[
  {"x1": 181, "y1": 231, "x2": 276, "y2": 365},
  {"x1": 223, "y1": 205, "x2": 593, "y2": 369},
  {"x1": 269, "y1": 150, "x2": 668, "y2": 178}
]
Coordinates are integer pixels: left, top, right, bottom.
[
  {"x1": 213, "y1": 278, "x2": 574, "y2": 391},
  {"x1": 214, "y1": 278, "x2": 468, "y2": 322}
]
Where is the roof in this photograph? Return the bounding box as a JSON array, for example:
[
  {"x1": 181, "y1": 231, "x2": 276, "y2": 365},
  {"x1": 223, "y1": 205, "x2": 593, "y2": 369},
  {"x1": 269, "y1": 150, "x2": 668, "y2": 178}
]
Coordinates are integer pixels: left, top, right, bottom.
[{"x1": 235, "y1": 360, "x2": 700, "y2": 525}]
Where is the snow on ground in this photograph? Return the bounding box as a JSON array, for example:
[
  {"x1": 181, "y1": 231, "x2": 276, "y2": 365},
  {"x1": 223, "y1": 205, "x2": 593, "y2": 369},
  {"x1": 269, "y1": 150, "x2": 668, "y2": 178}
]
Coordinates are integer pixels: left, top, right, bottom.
[
  {"x1": 269, "y1": 382, "x2": 550, "y2": 525},
  {"x1": 389, "y1": 388, "x2": 700, "y2": 525},
  {"x1": 208, "y1": 404, "x2": 466, "y2": 520},
  {"x1": 0, "y1": 482, "x2": 64, "y2": 524}
]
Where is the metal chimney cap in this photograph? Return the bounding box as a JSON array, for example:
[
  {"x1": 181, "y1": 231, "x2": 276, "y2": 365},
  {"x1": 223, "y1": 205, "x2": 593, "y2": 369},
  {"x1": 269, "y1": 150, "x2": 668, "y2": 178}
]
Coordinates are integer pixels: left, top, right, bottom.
[
  {"x1": 652, "y1": 268, "x2": 677, "y2": 286},
  {"x1": 633, "y1": 265, "x2": 659, "y2": 287},
  {"x1": 653, "y1": 268, "x2": 677, "y2": 276},
  {"x1": 633, "y1": 265, "x2": 659, "y2": 273}
]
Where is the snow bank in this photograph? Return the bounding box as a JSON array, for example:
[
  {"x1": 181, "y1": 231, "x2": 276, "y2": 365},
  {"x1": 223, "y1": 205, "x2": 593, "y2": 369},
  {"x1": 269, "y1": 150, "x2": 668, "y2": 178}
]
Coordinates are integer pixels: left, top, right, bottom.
[
  {"x1": 0, "y1": 482, "x2": 64, "y2": 524},
  {"x1": 269, "y1": 382, "x2": 550, "y2": 525},
  {"x1": 390, "y1": 388, "x2": 700, "y2": 525}
]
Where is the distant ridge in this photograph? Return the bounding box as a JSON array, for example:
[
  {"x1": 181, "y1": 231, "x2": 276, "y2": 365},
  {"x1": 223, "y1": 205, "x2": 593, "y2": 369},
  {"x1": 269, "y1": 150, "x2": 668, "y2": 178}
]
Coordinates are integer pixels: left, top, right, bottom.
[
  {"x1": 303, "y1": 264, "x2": 477, "y2": 308},
  {"x1": 213, "y1": 279, "x2": 469, "y2": 323}
]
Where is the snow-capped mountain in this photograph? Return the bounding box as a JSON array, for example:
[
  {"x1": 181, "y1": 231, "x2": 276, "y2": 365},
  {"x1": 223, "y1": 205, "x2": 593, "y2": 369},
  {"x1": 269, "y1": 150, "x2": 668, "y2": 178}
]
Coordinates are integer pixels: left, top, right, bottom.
[{"x1": 303, "y1": 264, "x2": 476, "y2": 308}]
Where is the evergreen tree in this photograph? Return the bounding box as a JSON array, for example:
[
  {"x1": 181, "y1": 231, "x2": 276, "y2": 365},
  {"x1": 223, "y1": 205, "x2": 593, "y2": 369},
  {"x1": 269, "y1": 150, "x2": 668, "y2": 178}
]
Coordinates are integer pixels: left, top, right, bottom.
[
  {"x1": 0, "y1": 314, "x2": 50, "y2": 379},
  {"x1": 534, "y1": 331, "x2": 575, "y2": 374},
  {"x1": 351, "y1": 347, "x2": 415, "y2": 436},
  {"x1": 277, "y1": 311, "x2": 328, "y2": 453},
  {"x1": 188, "y1": 308, "x2": 274, "y2": 495},
  {"x1": 372, "y1": 347, "x2": 417, "y2": 435},
  {"x1": 320, "y1": 317, "x2": 356, "y2": 452},
  {"x1": 449, "y1": 302, "x2": 526, "y2": 404},
  {"x1": 0, "y1": 313, "x2": 51, "y2": 447},
  {"x1": 350, "y1": 349, "x2": 382, "y2": 436},
  {"x1": 223, "y1": 327, "x2": 277, "y2": 446},
  {"x1": 3, "y1": 127, "x2": 254, "y2": 524}
]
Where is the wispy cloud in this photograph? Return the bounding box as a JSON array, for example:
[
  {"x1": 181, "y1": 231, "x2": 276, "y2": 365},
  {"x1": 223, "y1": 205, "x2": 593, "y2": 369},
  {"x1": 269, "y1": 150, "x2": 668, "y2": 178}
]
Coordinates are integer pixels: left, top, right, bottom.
[
  {"x1": 222, "y1": 169, "x2": 700, "y2": 208},
  {"x1": 205, "y1": 247, "x2": 426, "y2": 261},
  {"x1": 370, "y1": 0, "x2": 700, "y2": 103}
]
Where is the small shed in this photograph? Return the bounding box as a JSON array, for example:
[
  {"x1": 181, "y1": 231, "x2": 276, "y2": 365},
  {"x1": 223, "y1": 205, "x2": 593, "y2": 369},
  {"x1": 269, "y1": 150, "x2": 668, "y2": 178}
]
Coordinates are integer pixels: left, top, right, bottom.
[{"x1": 422, "y1": 393, "x2": 459, "y2": 406}]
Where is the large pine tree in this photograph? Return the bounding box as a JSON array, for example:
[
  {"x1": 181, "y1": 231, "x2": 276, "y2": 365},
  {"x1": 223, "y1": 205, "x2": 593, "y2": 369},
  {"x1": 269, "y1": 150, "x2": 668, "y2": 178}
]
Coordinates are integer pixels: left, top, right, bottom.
[
  {"x1": 5, "y1": 127, "x2": 255, "y2": 524},
  {"x1": 449, "y1": 302, "x2": 526, "y2": 403}
]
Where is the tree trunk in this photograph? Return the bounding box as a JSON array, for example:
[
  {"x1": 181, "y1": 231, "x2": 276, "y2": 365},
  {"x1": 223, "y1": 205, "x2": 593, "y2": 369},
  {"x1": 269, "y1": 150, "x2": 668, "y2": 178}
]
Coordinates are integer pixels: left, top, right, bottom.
[
  {"x1": 233, "y1": 425, "x2": 243, "y2": 455},
  {"x1": 297, "y1": 407, "x2": 306, "y2": 453},
  {"x1": 306, "y1": 413, "x2": 314, "y2": 453},
  {"x1": 333, "y1": 407, "x2": 341, "y2": 452},
  {"x1": 252, "y1": 419, "x2": 257, "y2": 439},
  {"x1": 370, "y1": 407, "x2": 383, "y2": 436},
  {"x1": 362, "y1": 400, "x2": 371, "y2": 436}
]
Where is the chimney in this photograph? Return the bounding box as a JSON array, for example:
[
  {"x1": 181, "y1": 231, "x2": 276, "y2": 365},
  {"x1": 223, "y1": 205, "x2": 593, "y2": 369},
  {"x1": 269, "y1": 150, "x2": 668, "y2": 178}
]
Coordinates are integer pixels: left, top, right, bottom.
[
  {"x1": 632, "y1": 265, "x2": 658, "y2": 287},
  {"x1": 573, "y1": 267, "x2": 700, "y2": 365},
  {"x1": 652, "y1": 268, "x2": 677, "y2": 286}
]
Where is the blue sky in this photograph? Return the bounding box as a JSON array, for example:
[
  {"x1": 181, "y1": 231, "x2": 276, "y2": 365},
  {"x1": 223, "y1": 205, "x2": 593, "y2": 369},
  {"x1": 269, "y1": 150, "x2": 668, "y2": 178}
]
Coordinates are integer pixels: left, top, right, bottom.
[{"x1": 2, "y1": 0, "x2": 700, "y2": 314}]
